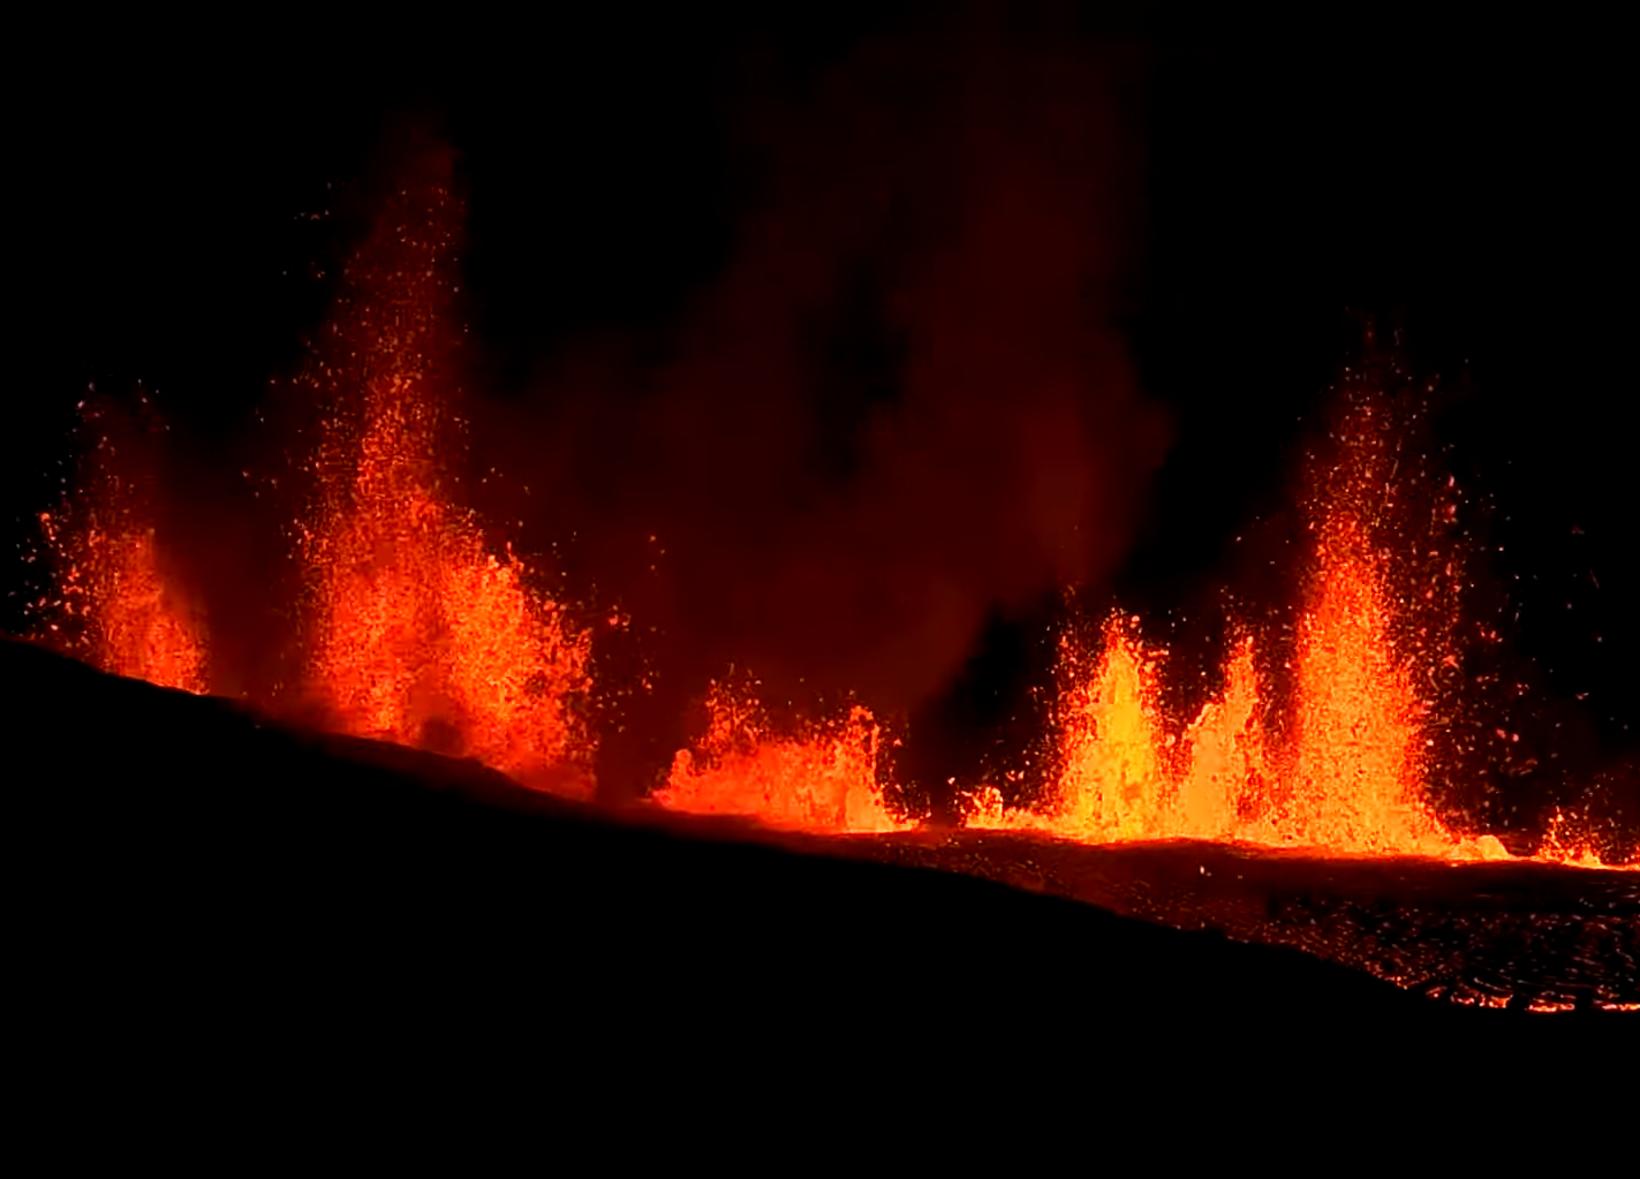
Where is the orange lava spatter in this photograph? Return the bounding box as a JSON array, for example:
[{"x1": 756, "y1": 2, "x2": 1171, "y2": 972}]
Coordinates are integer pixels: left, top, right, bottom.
[
  {"x1": 1288, "y1": 517, "x2": 1457, "y2": 854},
  {"x1": 654, "y1": 378, "x2": 1633, "y2": 865},
  {"x1": 968, "y1": 380, "x2": 1636, "y2": 865},
  {"x1": 39, "y1": 512, "x2": 208, "y2": 694},
  {"x1": 970, "y1": 594, "x2": 1515, "y2": 859},
  {"x1": 1178, "y1": 634, "x2": 1266, "y2": 839},
  {"x1": 14, "y1": 170, "x2": 1633, "y2": 870},
  {"x1": 1055, "y1": 616, "x2": 1170, "y2": 839},
  {"x1": 295, "y1": 152, "x2": 591, "y2": 787},
  {"x1": 655, "y1": 681, "x2": 908, "y2": 833},
  {"x1": 1537, "y1": 808, "x2": 1626, "y2": 870},
  {"x1": 32, "y1": 430, "x2": 208, "y2": 695}
]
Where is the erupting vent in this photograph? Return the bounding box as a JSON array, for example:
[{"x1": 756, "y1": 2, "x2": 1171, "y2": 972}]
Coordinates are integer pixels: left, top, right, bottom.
[
  {"x1": 293, "y1": 164, "x2": 591, "y2": 788},
  {"x1": 656, "y1": 681, "x2": 907, "y2": 833},
  {"x1": 965, "y1": 392, "x2": 1545, "y2": 861},
  {"x1": 32, "y1": 424, "x2": 206, "y2": 694},
  {"x1": 23, "y1": 153, "x2": 1637, "y2": 872}
]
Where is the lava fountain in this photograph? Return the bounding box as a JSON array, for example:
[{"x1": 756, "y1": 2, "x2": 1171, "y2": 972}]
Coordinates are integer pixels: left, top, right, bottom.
[
  {"x1": 655, "y1": 678, "x2": 908, "y2": 833},
  {"x1": 965, "y1": 375, "x2": 1630, "y2": 866},
  {"x1": 19, "y1": 157, "x2": 1635, "y2": 869},
  {"x1": 1288, "y1": 514, "x2": 1448, "y2": 853},
  {"x1": 30, "y1": 410, "x2": 207, "y2": 694},
  {"x1": 293, "y1": 151, "x2": 592, "y2": 787}
]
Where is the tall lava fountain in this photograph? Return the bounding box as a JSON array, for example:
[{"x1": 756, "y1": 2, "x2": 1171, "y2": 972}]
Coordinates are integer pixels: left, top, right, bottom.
[{"x1": 292, "y1": 150, "x2": 592, "y2": 787}]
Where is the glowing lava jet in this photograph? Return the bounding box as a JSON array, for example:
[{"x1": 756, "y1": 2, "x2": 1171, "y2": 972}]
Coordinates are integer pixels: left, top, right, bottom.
[
  {"x1": 16, "y1": 150, "x2": 1633, "y2": 867},
  {"x1": 294, "y1": 152, "x2": 592, "y2": 787},
  {"x1": 964, "y1": 380, "x2": 1634, "y2": 865},
  {"x1": 656, "y1": 680, "x2": 907, "y2": 834},
  {"x1": 650, "y1": 374, "x2": 1635, "y2": 867},
  {"x1": 32, "y1": 418, "x2": 207, "y2": 695}
]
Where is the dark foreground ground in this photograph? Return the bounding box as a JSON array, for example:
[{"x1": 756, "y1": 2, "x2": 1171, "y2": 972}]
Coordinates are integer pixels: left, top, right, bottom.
[
  {"x1": 747, "y1": 828, "x2": 1640, "y2": 1014},
  {"x1": 4, "y1": 640, "x2": 1635, "y2": 1119}
]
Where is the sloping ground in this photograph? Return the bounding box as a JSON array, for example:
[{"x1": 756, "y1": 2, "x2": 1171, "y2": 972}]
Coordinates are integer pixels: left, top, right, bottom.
[
  {"x1": 752, "y1": 830, "x2": 1639, "y2": 1013},
  {"x1": 2, "y1": 638, "x2": 1630, "y2": 1100}
]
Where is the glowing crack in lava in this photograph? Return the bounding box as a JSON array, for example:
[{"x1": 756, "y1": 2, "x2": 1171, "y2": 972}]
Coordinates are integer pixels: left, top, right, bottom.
[
  {"x1": 295, "y1": 156, "x2": 591, "y2": 787},
  {"x1": 33, "y1": 441, "x2": 207, "y2": 694},
  {"x1": 655, "y1": 681, "x2": 908, "y2": 833}
]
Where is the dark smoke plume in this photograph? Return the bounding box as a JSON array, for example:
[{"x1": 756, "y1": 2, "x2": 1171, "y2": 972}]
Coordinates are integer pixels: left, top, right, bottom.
[{"x1": 495, "y1": 13, "x2": 1169, "y2": 729}]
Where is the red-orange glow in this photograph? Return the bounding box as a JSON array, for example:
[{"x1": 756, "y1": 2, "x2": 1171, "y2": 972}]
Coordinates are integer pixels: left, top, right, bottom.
[
  {"x1": 653, "y1": 383, "x2": 1633, "y2": 866},
  {"x1": 296, "y1": 155, "x2": 591, "y2": 788},
  {"x1": 655, "y1": 681, "x2": 908, "y2": 833},
  {"x1": 1287, "y1": 518, "x2": 1454, "y2": 853},
  {"x1": 967, "y1": 383, "x2": 1635, "y2": 863},
  {"x1": 969, "y1": 629, "x2": 1278, "y2": 843},
  {"x1": 16, "y1": 160, "x2": 1632, "y2": 871},
  {"x1": 1536, "y1": 808, "x2": 1627, "y2": 870},
  {"x1": 1055, "y1": 616, "x2": 1170, "y2": 839},
  {"x1": 972, "y1": 594, "x2": 1516, "y2": 859},
  {"x1": 36, "y1": 487, "x2": 207, "y2": 694},
  {"x1": 1178, "y1": 635, "x2": 1265, "y2": 839}
]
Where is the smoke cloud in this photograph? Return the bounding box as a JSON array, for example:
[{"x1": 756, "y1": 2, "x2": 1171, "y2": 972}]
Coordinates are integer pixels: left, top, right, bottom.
[{"x1": 497, "y1": 14, "x2": 1169, "y2": 718}]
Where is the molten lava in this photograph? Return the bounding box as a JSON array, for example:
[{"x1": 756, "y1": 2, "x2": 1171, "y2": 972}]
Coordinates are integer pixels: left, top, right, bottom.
[
  {"x1": 1055, "y1": 616, "x2": 1170, "y2": 840},
  {"x1": 1178, "y1": 634, "x2": 1265, "y2": 839},
  {"x1": 655, "y1": 680, "x2": 907, "y2": 833},
  {"x1": 34, "y1": 443, "x2": 206, "y2": 695},
  {"x1": 17, "y1": 158, "x2": 1635, "y2": 872},
  {"x1": 1288, "y1": 516, "x2": 1454, "y2": 854},
  {"x1": 972, "y1": 578, "x2": 1511, "y2": 858},
  {"x1": 295, "y1": 153, "x2": 591, "y2": 786},
  {"x1": 964, "y1": 381, "x2": 1633, "y2": 865}
]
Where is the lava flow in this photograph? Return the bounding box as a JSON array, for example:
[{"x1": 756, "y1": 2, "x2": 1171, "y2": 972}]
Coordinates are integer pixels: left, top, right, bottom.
[{"x1": 293, "y1": 153, "x2": 592, "y2": 787}]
